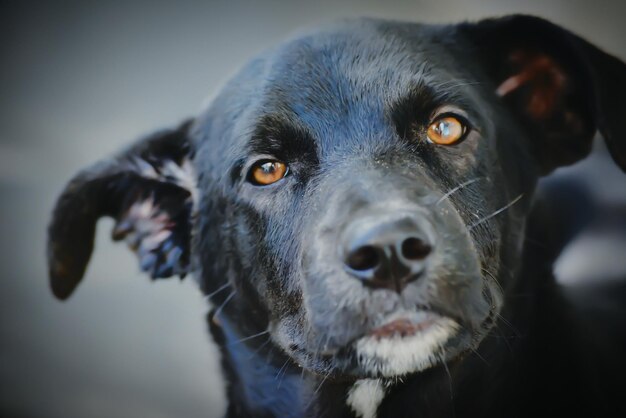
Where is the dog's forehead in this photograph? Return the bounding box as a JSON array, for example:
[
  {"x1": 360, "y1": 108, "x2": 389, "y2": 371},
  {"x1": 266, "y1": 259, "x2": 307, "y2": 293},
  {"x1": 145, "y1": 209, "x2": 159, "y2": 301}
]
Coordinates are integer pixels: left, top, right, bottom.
[
  {"x1": 195, "y1": 19, "x2": 482, "y2": 168},
  {"x1": 262, "y1": 20, "x2": 451, "y2": 108}
]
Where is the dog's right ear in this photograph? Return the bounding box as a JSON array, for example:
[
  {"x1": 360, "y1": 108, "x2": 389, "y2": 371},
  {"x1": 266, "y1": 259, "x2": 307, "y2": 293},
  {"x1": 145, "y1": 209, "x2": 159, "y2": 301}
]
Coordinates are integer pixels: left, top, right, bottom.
[
  {"x1": 47, "y1": 120, "x2": 197, "y2": 300},
  {"x1": 459, "y1": 15, "x2": 626, "y2": 174}
]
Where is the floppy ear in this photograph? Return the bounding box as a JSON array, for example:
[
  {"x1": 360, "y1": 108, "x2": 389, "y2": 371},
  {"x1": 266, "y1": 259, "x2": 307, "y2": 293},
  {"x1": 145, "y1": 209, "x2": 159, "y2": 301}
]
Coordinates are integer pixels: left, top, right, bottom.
[
  {"x1": 460, "y1": 14, "x2": 626, "y2": 173},
  {"x1": 47, "y1": 120, "x2": 197, "y2": 300}
]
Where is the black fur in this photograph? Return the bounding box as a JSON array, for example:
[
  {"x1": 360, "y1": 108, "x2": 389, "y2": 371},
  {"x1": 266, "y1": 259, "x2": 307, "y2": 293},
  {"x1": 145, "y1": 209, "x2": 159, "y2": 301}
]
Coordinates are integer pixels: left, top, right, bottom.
[{"x1": 48, "y1": 15, "x2": 626, "y2": 417}]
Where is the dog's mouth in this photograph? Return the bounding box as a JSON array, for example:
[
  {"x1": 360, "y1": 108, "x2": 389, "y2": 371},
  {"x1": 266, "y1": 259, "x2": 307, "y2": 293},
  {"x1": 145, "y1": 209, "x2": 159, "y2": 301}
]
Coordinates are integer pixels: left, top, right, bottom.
[
  {"x1": 330, "y1": 310, "x2": 463, "y2": 378},
  {"x1": 367, "y1": 315, "x2": 438, "y2": 339},
  {"x1": 272, "y1": 305, "x2": 479, "y2": 380}
]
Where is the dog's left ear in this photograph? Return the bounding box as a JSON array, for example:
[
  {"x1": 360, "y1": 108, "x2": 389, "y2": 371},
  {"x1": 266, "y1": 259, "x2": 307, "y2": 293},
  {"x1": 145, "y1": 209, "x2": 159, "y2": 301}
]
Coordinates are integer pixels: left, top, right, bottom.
[
  {"x1": 460, "y1": 14, "x2": 626, "y2": 174},
  {"x1": 47, "y1": 120, "x2": 197, "y2": 300}
]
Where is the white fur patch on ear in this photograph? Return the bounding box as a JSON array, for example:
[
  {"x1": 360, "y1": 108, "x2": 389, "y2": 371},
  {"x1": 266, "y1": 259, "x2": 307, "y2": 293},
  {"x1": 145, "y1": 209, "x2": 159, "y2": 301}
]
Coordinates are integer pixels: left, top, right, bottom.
[
  {"x1": 346, "y1": 379, "x2": 386, "y2": 418},
  {"x1": 159, "y1": 157, "x2": 198, "y2": 209},
  {"x1": 114, "y1": 197, "x2": 171, "y2": 249},
  {"x1": 496, "y1": 73, "x2": 526, "y2": 97},
  {"x1": 355, "y1": 317, "x2": 458, "y2": 377},
  {"x1": 131, "y1": 156, "x2": 198, "y2": 209}
]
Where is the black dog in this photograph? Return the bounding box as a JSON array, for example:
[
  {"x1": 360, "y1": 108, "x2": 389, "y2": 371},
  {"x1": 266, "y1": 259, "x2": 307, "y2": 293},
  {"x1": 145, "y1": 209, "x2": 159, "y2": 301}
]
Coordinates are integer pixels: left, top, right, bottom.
[{"x1": 48, "y1": 15, "x2": 626, "y2": 417}]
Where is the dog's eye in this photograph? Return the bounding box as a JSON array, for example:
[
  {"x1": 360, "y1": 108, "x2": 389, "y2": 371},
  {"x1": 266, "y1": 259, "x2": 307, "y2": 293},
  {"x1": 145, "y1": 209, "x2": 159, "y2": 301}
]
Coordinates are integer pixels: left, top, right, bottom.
[
  {"x1": 248, "y1": 160, "x2": 288, "y2": 185},
  {"x1": 426, "y1": 115, "x2": 468, "y2": 145}
]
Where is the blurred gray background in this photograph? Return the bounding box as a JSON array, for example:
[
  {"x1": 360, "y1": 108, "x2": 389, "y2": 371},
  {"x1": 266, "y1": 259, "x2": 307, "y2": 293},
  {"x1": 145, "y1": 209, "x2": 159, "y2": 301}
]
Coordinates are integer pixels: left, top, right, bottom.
[{"x1": 1, "y1": 1, "x2": 625, "y2": 417}]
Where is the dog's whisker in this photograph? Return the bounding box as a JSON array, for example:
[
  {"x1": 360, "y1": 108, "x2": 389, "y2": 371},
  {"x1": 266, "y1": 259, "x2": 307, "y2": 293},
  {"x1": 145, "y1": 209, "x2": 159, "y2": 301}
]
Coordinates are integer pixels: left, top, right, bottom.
[
  {"x1": 469, "y1": 194, "x2": 524, "y2": 230},
  {"x1": 439, "y1": 353, "x2": 454, "y2": 401},
  {"x1": 436, "y1": 177, "x2": 484, "y2": 205},
  {"x1": 246, "y1": 335, "x2": 273, "y2": 360},
  {"x1": 469, "y1": 347, "x2": 490, "y2": 366},
  {"x1": 299, "y1": 364, "x2": 307, "y2": 385},
  {"x1": 277, "y1": 362, "x2": 290, "y2": 390},
  {"x1": 226, "y1": 330, "x2": 270, "y2": 347},
  {"x1": 494, "y1": 313, "x2": 521, "y2": 337},
  {"x1": 274, "y1": 357, "x2": 291, "y2": 382},
  {"x1": 481, "y1": 268, "x2": 505, "y2": 297},
  {"x1": 204, "y1": 282, "x2": 231, "y2": 300},
  {"x1": 302, "y1": 369, "x2": 332, "y2": 414},
  {"x1": 320, "y1": 329, "x2": 334, "y2": 354},
  {"x1": 214, "y1": 290, "x2": 236, "y2": 318},
  {"x1": 435, "y1": 80, "x2": 487, "y2": 89},
  {"x1": 492, "y1": 325, "x2": 516, "y2": 354}
]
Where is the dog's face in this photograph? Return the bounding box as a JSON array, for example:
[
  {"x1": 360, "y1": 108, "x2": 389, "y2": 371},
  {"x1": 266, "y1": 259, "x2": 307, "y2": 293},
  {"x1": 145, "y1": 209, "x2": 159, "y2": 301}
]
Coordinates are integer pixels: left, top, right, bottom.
[
  {"x1": 48, "y1": 16, "x2": 626, "y2": 380},
  {"x1": 192, "y1": 20, "x2": 533, "y2": 378}
]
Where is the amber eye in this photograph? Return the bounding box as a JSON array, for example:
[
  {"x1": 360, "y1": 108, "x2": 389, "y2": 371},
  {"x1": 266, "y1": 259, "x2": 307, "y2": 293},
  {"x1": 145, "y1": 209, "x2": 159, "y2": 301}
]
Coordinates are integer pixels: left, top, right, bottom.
[
  {"x1": 249, "y1": 160, "x2": 288, "y2": 185},
  {"x1": 426, "y1": 115, "x2": 468, "y2": 145}
]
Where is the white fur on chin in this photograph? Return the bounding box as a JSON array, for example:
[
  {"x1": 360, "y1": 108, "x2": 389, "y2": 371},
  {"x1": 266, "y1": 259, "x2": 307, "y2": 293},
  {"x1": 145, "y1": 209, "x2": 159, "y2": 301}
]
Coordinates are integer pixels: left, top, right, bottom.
[{"x1": 355, "y1": 316, "x2": 458, "y2": 377}]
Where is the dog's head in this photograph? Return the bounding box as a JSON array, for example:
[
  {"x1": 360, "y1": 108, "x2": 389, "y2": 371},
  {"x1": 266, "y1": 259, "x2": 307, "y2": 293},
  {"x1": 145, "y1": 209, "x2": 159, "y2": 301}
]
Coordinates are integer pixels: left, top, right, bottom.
[{"x1": 48, "y1": 15, "x2": 626, "y2": 379}]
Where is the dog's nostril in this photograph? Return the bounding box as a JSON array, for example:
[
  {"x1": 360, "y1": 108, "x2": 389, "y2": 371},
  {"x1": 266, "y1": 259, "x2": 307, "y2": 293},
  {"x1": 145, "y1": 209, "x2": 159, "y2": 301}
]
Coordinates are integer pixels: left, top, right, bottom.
[
  {"x1": 401, "y1": 237, "x2": 432, "y2": 260},
  {"x1": 341, "y1": 216, "x2": 434, "y2": 291},
  {"x1": 346, "y1": 246, "x2": 380, "y2": 271}
]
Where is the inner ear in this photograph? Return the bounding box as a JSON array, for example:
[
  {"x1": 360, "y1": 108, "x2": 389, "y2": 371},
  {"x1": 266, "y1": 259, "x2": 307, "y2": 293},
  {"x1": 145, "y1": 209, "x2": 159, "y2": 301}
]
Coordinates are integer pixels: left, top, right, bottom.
[
  {"x1": 497, "y1": 51, "x2": 568, "y2": 120},
  {"x1": 495, "y1": 48, "x2": 596, "y2": 171}
]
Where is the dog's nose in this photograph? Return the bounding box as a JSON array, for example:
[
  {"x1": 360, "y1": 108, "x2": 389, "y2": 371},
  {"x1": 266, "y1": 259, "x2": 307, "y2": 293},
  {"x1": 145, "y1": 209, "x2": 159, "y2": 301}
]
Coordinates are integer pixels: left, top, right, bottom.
[{"x1": 342, "y1": 216, "x2": 432, "y2": 292}]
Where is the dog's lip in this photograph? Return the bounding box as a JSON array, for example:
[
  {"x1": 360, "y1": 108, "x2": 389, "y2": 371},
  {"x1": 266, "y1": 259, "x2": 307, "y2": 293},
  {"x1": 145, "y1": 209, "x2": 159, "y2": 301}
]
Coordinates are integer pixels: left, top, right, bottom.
[
  {"x1": 365, "y1": 310, "x2": 447, "y2": 340},
  {"x1": 368, "y1": 317, "x2": 436, "y2": 339}
]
